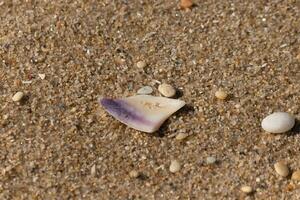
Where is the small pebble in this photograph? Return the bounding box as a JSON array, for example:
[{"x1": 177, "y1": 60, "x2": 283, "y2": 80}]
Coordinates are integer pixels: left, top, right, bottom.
[
  {"x1": 91, "y1": 164, "x2": 96, "y2": 176},
  {"x1": 137, "y1": 86, "x2": 153, "y2": 95},
  {"x1": 261, "y1": 112, "x2": 295, "y2": 133},
  {"x1": 180, "y1": 0, "x2": 193, "y2": 9},
  {"x1": 12, "y1": 91, "x2": 24, "y2": 102},
  {"x1": 129, "y1": 170, "x2": 139, "y2": 178},
  {"x1": 158, "y1": 83, "x2": 176, "y2": 97},
  {"x1": 291, "y1": 170, "x2": 300, "y2": 181},
  {"x1": 169, "y1": 160, "x2": 181, "y2": 173},
  {"x1": 38, "y1": 73, "x2": 46, "y2": 80},
  {"x1": 136, "y1": 61, "x2": 147, "y2": 69},
  {"x1": 206, "y1": 156, "x2": 217, "y2": 164},
  {"x1": 215, "y1": 89, "x2": 228, "y2": 100},
  {"x1": 175, "y1": 132, "x2": 188, "y2": 140},
  {"x1": 274, "y1": 161, "x2": 290, "y2": 177},
  {"x1": 240, "y1": 186, "x2": 253, "y2": 194}
]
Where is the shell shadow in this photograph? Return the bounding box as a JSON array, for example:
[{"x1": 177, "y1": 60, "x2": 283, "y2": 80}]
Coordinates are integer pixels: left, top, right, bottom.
[
  {"x1": 287, "y1": 119, "x2": 300, "y2": 137},
  {"x1": 151, "y1": 104, "x2": 195, "y2": 138}
]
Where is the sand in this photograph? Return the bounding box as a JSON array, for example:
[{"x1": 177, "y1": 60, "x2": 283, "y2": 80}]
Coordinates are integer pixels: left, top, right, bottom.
[{"x1": 0, "y1": 0, "x2": 299, "y2": 199}]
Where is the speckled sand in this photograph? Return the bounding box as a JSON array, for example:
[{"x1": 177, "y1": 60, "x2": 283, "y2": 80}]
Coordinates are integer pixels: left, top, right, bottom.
[{"x1": 0, "y1": 0, "x2": 300, "y2": 199}]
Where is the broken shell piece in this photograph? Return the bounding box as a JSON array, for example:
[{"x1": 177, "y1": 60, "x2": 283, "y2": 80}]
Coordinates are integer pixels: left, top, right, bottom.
[{"x1": 99, "y1": 95, "x2": 185, "y2": 133}]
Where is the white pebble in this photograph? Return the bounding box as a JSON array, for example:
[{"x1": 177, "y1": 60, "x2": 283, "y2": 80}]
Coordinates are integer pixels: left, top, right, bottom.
[
  {"x1": 206, "y1": 156, "x2": 217, "y2": 164},
  {"x1": 137, "y1": 86, "x2": 153, "y2": 95},
  {"x1": 274, "y1": 161, "x2": 290, "y2": 177},
  {"x1": 169, "y1": 160, "x2": 181, "y2": 173},
  {"x1": 158, "y1": 83, "x2": 176, "y2": 97},
  {"x1": 261, "y1": 112, "x2": 295, "y2": 133},
  {"x1": 136, "y1": 61, "x2": 147, "y2": 68},
  {"x1": 12, "y1": 92, "x2": 24, "y2": 102},
  {"x1": 240, "y1": 185, "x2": 253, "y2": 194}
]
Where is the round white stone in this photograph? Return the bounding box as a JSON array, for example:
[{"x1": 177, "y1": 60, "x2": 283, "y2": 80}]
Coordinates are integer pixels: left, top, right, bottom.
[
  {"x1": 137, "y1": 86, "x2": 153, "y2": 95},
  {"x1": 261, "y1": 112, "x2": 295, "y2": 133}
]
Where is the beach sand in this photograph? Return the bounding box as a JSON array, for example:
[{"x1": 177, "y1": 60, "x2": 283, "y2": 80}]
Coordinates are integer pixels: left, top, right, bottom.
[{"x1": 0, "y1": 0, "x2": 299, "y2": 199}]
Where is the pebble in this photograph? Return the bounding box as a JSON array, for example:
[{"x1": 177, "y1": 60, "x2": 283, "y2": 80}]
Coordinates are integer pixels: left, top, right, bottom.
[
  {"x1": 274, "y1": 161, "x2": 290, "y2": 177},
  {"x1": 240, "y1": 186, "x2": 253, "y2": 194},
  {"x1": 175, "y1": 132, "x2": 188, "y2": 140},
  {"x1": 136, "y1": 61, "x2": 147, "y2": 69},
  {"x1": 137, "y1": 86, "x2": 153, "y2": 95},
  {"x1": 12, "y1": 91, "x2": 24, "y2": 102},
  {"x1": 38, "y1": 73, "x2": 46, "y2": 80},
  {"x1": 215, "y1": 89, "x2": 228, "y2": 100},
  {"x1": 129, "y1": 170, "x2": 140, "y2": 178},
  {"x1": 206, "y1": 156, "x2": 217, "y2": 164},
  {"x1": 261, "y1": 112, "x2": 295, "y2": 134},
  {"x1": 180, "y1": 0, "x2": 193, "y2": 9},
  {"x1": 158, "y1": 83, "x2": 176, "y2": 97},
  {"x1": 169, "y1": 160, "x2": 181, "y2": 173},
  {"x1": 291, "y1": 170, "x2": 300, "y2": 181},
  {"x1": 91, "y1": 164, "x2": 96, "y2": 176}
]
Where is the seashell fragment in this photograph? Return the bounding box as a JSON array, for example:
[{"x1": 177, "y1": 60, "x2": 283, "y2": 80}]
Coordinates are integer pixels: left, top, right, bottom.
[{"x1": 99, "y1": 95, "x2": 185, "y2": 133}]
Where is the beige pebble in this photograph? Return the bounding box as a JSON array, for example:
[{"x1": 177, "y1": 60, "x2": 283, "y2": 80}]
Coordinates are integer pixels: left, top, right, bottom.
[
  {"x1": 12, "y1": 91, "x2": 24, "y2": 102},
  {"x1": 180, "y1": 0, "x2": 193, "y2": 9},
  {"x1": 240, "y1": 185, "x2": 253, "y2": 194},
  {"x1": 129, "y1": 170, "x2": 139, "y2": 178},
  {"x1": 215, "y1": 89, "x2": 228, "y2": 100},
  {"x1": 169, "y1": 160, "x2": 181, "y2": 173},
  {"x1": 274, "y1": 161, "x2": 290, "y2": 177},
  {"x1": 291, "y1": 170, "x2": 300, "y2": 181},
  {"x1": 136, "y1": 61, "x2": 146, "y2": 69},
  {"x1": 175, "y1": 132, "x2": 188, "y2": 140},
  {"x1": 158, "y1": 83, "x2": 176, "y2": 97}
]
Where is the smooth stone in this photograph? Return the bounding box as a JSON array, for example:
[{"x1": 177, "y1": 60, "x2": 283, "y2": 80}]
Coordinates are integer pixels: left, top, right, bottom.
[
  {"x1": 136, "y1": 61, "x2": 147, "y2": 69},
  {"x1": 158, "y1": 83, "x2": 176, "y2": 97},
  {"x1": 206, "y1": 156, "x2": 217, "y2": 164},
  {"x1": 261, "y1": 112, "x2": 295, "y2": 133},
  {"x1": 169, "y1": 160, "x2": 181, "y2": 173},
  {"x1": 215, "y1": 89, "x2": 228, "y2": 100},
  {"x1": 274, "y1": 161, "x2": 290, "y2": 177},
  {"x1": 137, "y1": 86, "x2": 153, "y2": 95},
  {"x1": 240, "y1": 186, "x2": 253, "y2": 194},
  {"x1": 12, "y1": 91, "x2": 24, "y2": 102},
  {"x1": 291, "y1": 170, "x2": 300, "y2": 181}
]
